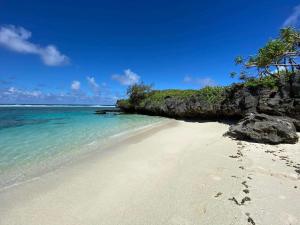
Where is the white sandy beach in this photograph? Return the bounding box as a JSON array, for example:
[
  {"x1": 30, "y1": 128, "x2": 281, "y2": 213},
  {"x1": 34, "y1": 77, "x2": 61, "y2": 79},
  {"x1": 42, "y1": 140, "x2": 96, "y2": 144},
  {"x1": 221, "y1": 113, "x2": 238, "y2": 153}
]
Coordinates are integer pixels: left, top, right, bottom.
[{"x1": 0, "y1": 120, "x2": 299, "y2": 225}]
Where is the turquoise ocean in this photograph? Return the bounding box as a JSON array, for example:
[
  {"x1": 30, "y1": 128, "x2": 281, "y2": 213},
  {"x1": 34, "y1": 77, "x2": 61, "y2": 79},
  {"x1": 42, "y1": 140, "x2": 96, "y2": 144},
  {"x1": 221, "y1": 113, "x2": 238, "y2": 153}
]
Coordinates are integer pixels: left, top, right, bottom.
[{"x1": 0, "y1": 105, "x2": 165, "y2": 189}]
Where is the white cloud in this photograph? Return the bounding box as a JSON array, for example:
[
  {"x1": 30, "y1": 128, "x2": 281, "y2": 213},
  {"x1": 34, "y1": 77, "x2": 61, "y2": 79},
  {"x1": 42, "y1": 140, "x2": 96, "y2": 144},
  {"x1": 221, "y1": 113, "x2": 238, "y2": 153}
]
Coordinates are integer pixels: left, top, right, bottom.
[
  {"x1": 0, "y1": 86, "x2": 117, "y2": 105},
  {"x1": 71, "y1": 80, "x2": 80, "y2": 91},
  {"x1": 112, "y1": 69, "x2": 140, "y2": 85},
  {"x1": 183, "y1": 75, "x2": 215, "y2": 87},
  {"x1": 0, "y1": 25, "x2": 69, "y2": 66},
  {"x1": 283, "y1": 4, "x2": 300, "y2": 27},
  {"x1": 3, "y1": 87, "x2": 42, "y2": 98},
  {"x1": 40, "y1": 45, "x2": 68, "y2": 66},
  {"x1": 87, "y1": 76, "x2": 100, "y2": 95}
]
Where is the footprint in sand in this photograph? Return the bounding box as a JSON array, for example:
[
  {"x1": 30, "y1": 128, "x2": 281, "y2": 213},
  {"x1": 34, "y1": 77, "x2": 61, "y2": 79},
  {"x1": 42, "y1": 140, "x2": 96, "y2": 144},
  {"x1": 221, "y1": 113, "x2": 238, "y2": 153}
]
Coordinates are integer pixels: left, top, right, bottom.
[
  {"x1": 243, "y1": 189, "x2": 250, "y2": 194},
  {"x1": 214, "y1": 192, "x2": 223, "y2": 198},
  {"x1": 242, "y1": 181, "x2": 249, "y2": 188},
  {"x1": 245, "y1": 213, "x2": 256, "y2": 225},
  {"x1": 240, "y1": 196, "x2": 251, "y2": 205}
]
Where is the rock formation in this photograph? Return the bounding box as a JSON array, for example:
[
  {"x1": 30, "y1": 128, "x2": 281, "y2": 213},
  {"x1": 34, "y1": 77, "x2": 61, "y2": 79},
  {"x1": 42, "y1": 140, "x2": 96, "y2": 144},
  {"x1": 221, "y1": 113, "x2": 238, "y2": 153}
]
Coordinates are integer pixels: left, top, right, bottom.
[{"x1": 117, "y1": 73, "x2": 300, "y2": 144}]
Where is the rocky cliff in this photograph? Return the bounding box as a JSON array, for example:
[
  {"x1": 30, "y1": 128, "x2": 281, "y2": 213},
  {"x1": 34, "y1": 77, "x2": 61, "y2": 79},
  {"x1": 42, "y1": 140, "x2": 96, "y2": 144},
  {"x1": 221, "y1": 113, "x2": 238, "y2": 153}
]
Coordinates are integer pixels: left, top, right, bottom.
[
  {"x1": 117, "y1": 73, "x2": 300, "y2": 144},
  {"x1": 118, "y1": 73, "x2": 300, "y2": 120},
  {"x1": 221, "y1": 74, "x2": 300, "y2": 120}
]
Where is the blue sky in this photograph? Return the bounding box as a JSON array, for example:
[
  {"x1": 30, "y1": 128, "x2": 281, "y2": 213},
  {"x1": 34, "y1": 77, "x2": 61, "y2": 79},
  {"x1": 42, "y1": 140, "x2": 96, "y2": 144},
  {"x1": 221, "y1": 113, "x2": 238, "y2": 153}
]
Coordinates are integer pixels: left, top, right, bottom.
[{"x1": 0, "y1": 0, "x2": 300, "y2": 104}]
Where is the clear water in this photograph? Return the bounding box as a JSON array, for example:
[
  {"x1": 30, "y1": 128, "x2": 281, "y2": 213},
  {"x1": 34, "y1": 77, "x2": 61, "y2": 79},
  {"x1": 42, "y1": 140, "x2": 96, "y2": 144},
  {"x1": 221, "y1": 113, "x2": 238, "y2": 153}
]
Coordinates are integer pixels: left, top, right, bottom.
[{"x1": 0, "y1": 106, "x2": 165, "y2": 188}]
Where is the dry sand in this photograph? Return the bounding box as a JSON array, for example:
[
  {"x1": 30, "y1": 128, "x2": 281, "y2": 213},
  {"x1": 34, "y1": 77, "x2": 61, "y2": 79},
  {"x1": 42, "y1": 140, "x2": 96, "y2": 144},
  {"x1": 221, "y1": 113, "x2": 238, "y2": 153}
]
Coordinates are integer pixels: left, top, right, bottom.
[{"x1": 0, "y1": 120, "x2": 299, "y2": 225}]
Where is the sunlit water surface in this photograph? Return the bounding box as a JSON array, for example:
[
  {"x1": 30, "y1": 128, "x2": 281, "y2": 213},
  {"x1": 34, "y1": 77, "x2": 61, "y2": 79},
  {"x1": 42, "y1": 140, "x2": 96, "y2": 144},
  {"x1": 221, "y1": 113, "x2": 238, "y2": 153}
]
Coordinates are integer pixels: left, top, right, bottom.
[{"x1": 0, "y1": 106, "x2": 165, "y2": 188}]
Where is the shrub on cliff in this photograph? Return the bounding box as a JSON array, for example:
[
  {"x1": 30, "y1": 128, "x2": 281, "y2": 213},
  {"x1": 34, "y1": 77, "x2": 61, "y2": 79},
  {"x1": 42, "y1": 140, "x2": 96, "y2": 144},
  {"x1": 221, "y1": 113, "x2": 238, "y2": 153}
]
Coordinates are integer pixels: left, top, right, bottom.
[
  {"x1": 244, "y1": 76, "x2": 279, "y2": 88},
  {"x1": 197, "y1": 86, "x2": 226, "y2": 103},
  {"x1": 142, "y1": 89, "x2": 198, "y2": 104},
  {"x1": 138, "y1": 86, "x2": 225, "y2": 106}
]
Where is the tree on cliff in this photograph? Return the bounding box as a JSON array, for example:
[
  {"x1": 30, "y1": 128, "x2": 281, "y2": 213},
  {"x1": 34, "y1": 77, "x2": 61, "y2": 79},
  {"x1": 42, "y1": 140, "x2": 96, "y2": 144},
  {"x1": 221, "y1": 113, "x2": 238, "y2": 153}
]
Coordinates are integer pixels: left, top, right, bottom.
[
  {"x1": 127, "y1": 83, "x2": 153, "y2": 105},
  {"x1": 231, "y1": 27, "x2": 300, "y2": 81}
]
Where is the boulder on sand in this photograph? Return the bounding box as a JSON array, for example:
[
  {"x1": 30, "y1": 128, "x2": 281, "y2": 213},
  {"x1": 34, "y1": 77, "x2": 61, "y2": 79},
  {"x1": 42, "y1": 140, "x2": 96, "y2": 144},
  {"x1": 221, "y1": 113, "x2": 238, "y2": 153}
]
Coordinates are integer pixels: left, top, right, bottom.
[{"x1": 226, "y1": 113, "x2": 299, "y2": 144}]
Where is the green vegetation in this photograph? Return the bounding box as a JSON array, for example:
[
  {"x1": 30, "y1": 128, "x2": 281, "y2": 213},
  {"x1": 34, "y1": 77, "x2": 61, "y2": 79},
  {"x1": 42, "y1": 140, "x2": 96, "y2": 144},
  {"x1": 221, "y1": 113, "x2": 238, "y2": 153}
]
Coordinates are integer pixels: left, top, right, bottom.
[
  {"x1": 118, "y1": 28, "x2": 300, "y2": 111},
  {"x1": 116, "y1": 99, "x2": 132, "y2": 109},
  {"x1": 126, "y1": 82, "x2": 153, "y2": 105},
  {"x1": 124, "y1": 84, "x2": 226, "y2": 109},
  {"x1": 139, "y1": 89, "x2": 199, "y2": 107},
  {"x1": 244, "y1": 76, "x2": 279, "y2": 88},
  {"x1": 231, "y1": 27, "x2": 300, "y2": 84},
  {"x1": 145, "y1": 89, "x2": 199, "y2": 101},
  {"x1": 196, "y1": 86, "x2": 226, "y2": 103}
]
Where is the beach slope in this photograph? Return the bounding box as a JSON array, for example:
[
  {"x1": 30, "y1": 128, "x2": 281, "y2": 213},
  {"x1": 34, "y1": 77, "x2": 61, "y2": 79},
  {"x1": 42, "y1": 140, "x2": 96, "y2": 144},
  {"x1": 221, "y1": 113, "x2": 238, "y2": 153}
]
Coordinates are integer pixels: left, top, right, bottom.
[{"x1": 0, "y1": 120, "x2": 299, "y2": 225}]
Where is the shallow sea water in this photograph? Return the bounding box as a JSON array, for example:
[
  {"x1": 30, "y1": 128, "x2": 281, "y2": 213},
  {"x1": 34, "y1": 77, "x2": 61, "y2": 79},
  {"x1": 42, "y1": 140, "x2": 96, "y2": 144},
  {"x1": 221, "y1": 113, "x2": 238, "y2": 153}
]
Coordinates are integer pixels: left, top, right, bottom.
[{"x1": 0, "y1": 106, "x2": 165, "y2": 188}]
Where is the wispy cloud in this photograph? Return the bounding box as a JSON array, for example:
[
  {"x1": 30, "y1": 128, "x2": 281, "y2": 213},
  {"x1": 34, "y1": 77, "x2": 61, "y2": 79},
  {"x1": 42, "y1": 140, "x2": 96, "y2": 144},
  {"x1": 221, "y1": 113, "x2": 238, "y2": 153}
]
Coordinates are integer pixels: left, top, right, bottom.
[
  {"x1": 183, "y1": 75, "x2": 215, "y2": 87},
  {"x1": 71, "y1": 80, "x2": 80, "y2": 91},
  {"x1": 3, "y1": 87, "x2": 42, "y2": 98},
  {"x1": 112, "y1": 69, "x2": 140, "y2": 85},
  {"x1": 0, "y1": 25, "x2": 69, "y2": 66},
  {"x1": 0, "y1": 86, "x2": 118, "y2": 105},
  {"x1": 283, "y1": 4, "x2": 300, "y2": 27},
  {"x1": 87, "y1": 76, "x2": 100, "y2": 95}
]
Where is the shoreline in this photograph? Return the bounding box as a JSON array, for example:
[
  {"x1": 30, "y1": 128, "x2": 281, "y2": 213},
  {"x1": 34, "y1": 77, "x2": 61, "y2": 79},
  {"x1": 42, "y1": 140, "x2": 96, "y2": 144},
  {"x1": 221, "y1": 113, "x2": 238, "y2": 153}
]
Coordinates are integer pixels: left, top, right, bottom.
[
  {"x1": 0, "y1": 118, "x2": 172, "y2": 192},
  {"x1": 0, "y1": 120, "x2": 299, "y2": 225}
]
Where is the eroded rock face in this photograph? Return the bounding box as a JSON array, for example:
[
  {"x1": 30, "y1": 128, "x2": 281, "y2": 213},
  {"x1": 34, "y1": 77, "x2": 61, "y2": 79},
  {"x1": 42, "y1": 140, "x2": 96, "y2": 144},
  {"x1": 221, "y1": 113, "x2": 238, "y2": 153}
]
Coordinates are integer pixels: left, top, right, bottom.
[
  {"x1": 119, "y1": 73, "x2": 300, "y2": 121},
  {"x1": 136, "y1": 95, "x2": 221, "y2": 119},
  {"x1": 221, "y1": 74, "x2": 300, "y2": 120},
  {"x1": 117, "y1": 73, "x2": 300, "y2": 144},
  {"x1": 226, "y1": 113, "x2": 299, "y2": 144}
]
